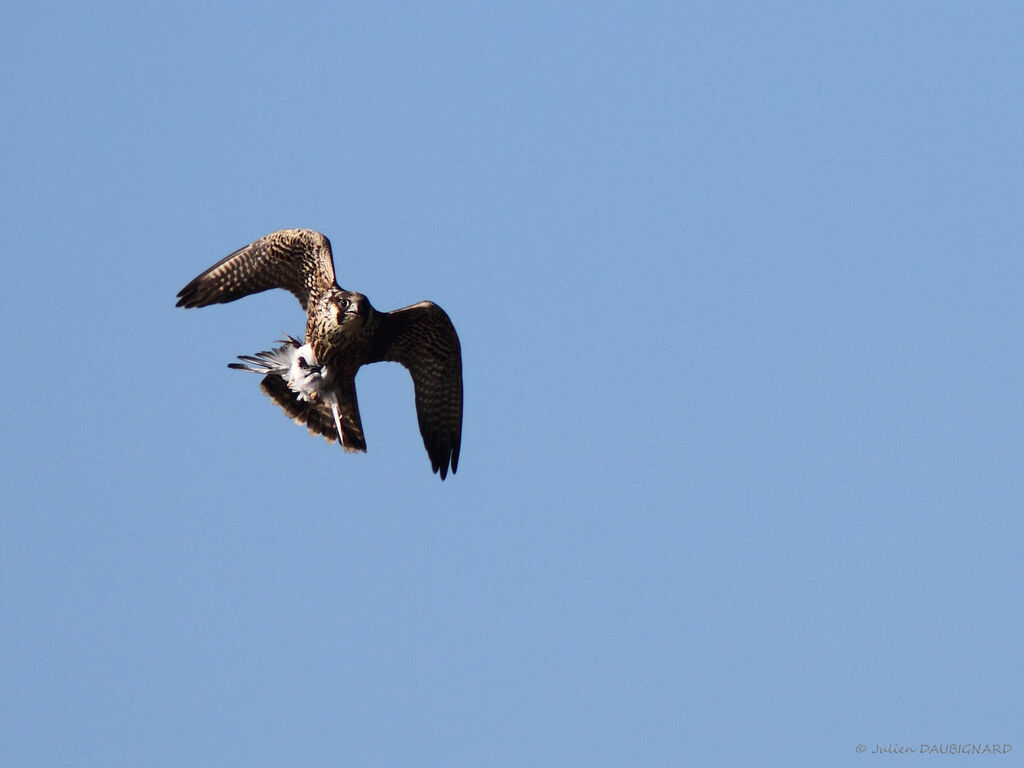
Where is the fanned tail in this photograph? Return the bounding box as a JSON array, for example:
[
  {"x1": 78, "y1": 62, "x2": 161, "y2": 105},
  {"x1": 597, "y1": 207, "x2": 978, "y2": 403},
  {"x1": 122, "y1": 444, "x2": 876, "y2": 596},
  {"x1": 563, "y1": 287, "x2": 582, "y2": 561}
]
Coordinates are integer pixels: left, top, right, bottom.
[
  {"x1": 258, "y1": 376, "x2": 366, "y2": 452},
  {"x1": 228, "y1": 335, "x2": 367, "y2": 453}
]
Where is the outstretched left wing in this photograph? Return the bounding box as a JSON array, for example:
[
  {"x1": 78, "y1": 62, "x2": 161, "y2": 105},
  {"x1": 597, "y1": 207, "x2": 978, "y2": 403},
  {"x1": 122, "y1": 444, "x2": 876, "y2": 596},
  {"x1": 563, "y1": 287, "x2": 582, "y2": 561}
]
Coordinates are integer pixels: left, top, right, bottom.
[{"x1": 369, "y1": 302, "x2": 463, "y2": 479}]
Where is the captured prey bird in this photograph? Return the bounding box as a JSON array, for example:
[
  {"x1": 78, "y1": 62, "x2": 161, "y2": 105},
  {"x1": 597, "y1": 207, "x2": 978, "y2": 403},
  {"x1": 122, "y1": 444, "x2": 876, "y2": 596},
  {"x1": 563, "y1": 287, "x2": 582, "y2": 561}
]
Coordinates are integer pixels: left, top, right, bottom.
[{"x1": 176, "y1": 228, "x2": 462, "y2": 479}]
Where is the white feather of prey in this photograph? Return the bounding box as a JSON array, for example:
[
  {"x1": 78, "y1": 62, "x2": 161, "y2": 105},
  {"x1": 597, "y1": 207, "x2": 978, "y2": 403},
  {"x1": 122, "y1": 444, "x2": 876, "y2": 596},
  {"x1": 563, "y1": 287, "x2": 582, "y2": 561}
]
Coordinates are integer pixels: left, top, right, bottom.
[{"x1": 228, "y1": 335, "x2": 345, "y2": 440}]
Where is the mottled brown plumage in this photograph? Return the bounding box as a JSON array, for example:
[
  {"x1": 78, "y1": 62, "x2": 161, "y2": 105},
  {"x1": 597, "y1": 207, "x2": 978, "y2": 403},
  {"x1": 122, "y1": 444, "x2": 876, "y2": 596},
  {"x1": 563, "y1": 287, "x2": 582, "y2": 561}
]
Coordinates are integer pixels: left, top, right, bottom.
[
  {"x1": 177, "y1": 229, "x2": 462, "y2": 479},
  {"x1": 177, "y1": 228, "x2": 335, "y2": 311}
]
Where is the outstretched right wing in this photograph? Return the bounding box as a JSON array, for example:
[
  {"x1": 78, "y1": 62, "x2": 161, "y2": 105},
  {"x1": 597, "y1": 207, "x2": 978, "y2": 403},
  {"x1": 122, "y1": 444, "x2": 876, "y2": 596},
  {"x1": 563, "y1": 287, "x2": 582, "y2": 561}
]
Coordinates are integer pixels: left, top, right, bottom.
[{"x1": 176, "y1": 229, "x2": 337, "y2": 311}]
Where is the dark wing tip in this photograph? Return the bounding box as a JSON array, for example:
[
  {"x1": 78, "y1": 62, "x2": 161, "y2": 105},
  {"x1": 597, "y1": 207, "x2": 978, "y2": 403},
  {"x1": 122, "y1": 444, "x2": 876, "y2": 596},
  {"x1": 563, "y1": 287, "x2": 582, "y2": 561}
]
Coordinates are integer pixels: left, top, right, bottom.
[
  {"x1": 175, "y1": 275, "x2": 217, "y2": 308},
  {"x1": 427, "y1": 432, "x2": 460, "y2": 480}
]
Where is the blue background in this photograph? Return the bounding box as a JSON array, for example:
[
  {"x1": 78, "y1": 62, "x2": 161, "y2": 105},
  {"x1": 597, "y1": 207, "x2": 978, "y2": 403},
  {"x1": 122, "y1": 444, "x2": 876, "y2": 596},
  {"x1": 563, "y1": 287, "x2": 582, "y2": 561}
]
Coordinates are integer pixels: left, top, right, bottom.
[{"x1": 2, "y1": 2, "x2": 1021, "y2": 766}]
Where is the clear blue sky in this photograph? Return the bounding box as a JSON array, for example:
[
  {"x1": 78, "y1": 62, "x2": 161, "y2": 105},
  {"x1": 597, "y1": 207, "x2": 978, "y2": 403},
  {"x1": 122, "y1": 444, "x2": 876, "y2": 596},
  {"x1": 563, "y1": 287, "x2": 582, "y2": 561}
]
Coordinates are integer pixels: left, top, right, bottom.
[{"x1": 2, "y1": 2, "x2": 1021, "y2": 766}]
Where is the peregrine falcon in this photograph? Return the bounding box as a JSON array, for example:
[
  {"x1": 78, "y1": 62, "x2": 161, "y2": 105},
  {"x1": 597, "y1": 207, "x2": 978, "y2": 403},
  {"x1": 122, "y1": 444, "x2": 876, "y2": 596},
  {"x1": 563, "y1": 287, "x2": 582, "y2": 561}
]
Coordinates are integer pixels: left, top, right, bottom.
[{"x1": 176, "y1": 228, "x2": 462, "y2": 479}]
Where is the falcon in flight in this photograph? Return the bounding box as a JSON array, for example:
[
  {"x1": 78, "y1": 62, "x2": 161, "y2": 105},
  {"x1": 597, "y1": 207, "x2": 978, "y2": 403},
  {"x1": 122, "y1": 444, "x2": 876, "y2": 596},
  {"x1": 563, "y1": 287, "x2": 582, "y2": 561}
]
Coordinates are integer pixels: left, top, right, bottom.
[{"x1": 176, "y1": 228, "x2": 463, "y2": 479}]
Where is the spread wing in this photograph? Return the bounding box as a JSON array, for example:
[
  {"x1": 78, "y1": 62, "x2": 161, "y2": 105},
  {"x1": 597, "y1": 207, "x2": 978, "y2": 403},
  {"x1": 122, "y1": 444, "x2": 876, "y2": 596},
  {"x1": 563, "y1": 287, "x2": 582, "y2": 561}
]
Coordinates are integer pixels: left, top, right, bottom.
[
  {"x1": 176, "y1": 229, "x2": 336, "y2": 311},
  {"x1": 370, "y1": 302, "x2": 463, "y2": 479}
]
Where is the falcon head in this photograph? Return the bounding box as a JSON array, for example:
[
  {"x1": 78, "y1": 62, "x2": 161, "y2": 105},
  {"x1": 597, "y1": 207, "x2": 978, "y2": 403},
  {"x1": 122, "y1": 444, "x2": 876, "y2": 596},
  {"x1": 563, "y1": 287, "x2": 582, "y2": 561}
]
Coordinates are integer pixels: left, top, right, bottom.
[
  {"x1": 333, "y1": 291, "x2": 368, "y2": 322},
  {"x1": 307, "y1": 288, "x2": 375, "y2": 346}
]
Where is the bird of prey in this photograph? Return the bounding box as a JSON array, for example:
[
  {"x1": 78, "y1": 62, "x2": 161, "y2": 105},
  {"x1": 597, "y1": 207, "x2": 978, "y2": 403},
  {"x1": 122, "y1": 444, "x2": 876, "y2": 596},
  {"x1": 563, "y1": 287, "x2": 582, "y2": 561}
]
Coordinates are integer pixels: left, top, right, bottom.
[{"x1": 176, "y1": 228, "x2": 462, "y2": 479}]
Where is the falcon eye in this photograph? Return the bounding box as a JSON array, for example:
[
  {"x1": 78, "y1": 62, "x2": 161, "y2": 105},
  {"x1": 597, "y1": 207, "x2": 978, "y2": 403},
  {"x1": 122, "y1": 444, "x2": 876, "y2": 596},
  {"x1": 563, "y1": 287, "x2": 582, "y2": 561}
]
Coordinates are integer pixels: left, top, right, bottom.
[{"x1": 338, "y1": 298, "x2": 350, "y2": 309}]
